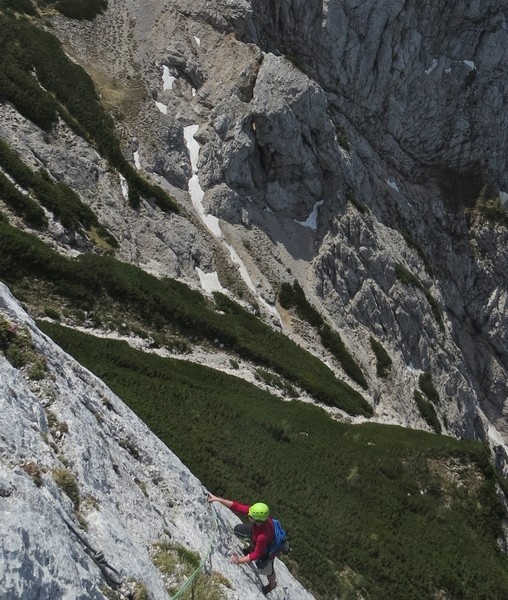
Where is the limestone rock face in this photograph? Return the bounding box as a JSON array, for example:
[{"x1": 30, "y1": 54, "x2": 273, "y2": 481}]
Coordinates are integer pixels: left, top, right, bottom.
[{"x1": 0, "y1": 283, "x2": 314, "y2": 600}]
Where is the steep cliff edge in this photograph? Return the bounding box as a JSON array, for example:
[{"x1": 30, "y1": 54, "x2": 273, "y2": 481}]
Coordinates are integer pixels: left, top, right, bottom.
[{"x1": 0, "y1": 282, "x2": 314, "y2": 599}]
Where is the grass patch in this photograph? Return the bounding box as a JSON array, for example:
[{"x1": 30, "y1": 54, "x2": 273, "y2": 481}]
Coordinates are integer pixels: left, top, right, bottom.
[
  {"x1": 153, "y1": 542, "x2": 200, "y2": 577},
  {"x1": 22, "y1": 461, "x2": 43, "y2": 487},
  {"x1": 53, "y1": 467, "x2": 80, "y2": 509},
  {"x1": 0, "y1": 313, "x2": 47, "y2": 379},
  {"x1": 153, "y1": 542, "x2": 227, "y2": 599}
]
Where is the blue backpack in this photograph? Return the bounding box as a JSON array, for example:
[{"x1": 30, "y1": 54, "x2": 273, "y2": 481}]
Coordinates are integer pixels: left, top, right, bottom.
[{"x1": 266, "y1": 518, "x2": 288, "y2": 556}]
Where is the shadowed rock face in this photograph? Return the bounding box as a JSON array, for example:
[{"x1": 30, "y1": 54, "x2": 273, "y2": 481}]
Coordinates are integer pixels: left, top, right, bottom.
[{"x1": 243, "y1": 0, "x2": 508, "y2": 187}]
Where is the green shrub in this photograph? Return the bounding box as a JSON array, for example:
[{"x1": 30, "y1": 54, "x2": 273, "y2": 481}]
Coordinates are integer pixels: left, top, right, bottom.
[
  {"x1": 131, "y1": 582, "x2": 149, "y2": 600},
  {"x1": 100, "y1": 586, "x2": 120, "y2": 600},
  {"x1": 395, "y1": 263, "x2": 444, "y2": 331},
  {"x1": 278, "y1": 280, "x2": 324, "y2": 328},
  {"x1": 468, "y1": 192, "x2": 508, "y2": 228},
  {"x1": 0, "y1": 214, "x2": 370, "y2": 414},
  {"x1": 46, "y1": 410, "x2": 69, "y2": 436},
  {"x1": 0, "y1": 171, "x2": 47, "y2": 227},
  {"x1": 0, "y1": 139, "x2": 114, "y2": 239},
  {"x1": 213, "y1": 293, "x2": 371, "y2": 415},
  {"x1": 400, "y1": 231, "x2": 433, "y2": 276},
  {"x1": 4, "y1": 335, "x2": 27, "y2": 367},
  {"x1": 479, "y1": 197, "x2": 508, "y2": 226},
  {"x1": 255, "y1": 368, "x2": 297, "y2": 397},
  {"x1": 395, "y1": 263, "x2": 421, "y2": 287},
  {"x1": 419, "y1": 372, "x2": 440, "y2": 404},
  {"x1": 278, "y1": 282, "x2": 295, "y2": 310},
  {"x1": 336, "y1": 127, "x2": 350, "y2": 151},
  {"x1": 153, "y1": 542, "x2": 227, "y2": 599},
  {"x1": 414, "y1": 390, "x2": 441, "y2": 434},
  {"x1": 278, "y1": 281, "x2": 368, "y2": 392},
  {"x1": 346, "y1": 188, "x2": 368, "y2": 214},
  {"x1": 0, "y1": 11, "x2": 178, "y2": 216},
  {"x1": 320, "y1": 324, "x2": 368, "y2": 390},
  {"x1": 37, "y1": 324, "x2": 508, "y2": 600},
  {"x1": 53, "y1": 467, "x2": 80, "y2": 509},
  {"x1": 0, "y1": 314, "x2": 47, "y2": 378},
  {"x1": 53, "y1": 0, "x2": 107, "y2": 20},
  {"x1": 21, "y1": 461, "x2": 43, "y2": 487},
  {"x1": 0, "y1": 314, "x2": 16, "y2": 349},
  {"x1": 118, "y1": 438, "x2": 140, "y2": 460},
  {"x1": 1, "y1": 0, "x2": 37, "y2": 15},
  {"x1": 370, "y1": 337, "x2": 392, "y2": 378},
  {"x1": 182, "y1": 573, "x2": 227, "y2": 600},
  {"x1": 27, "y1": 354, "x2": 47, "y2": 380},
  {"x1": 44, "y1": 306, "x2": 61, "y2": 320},
  {"x1": 153, "y1": 542, "x2": 200, "y2": 576}
]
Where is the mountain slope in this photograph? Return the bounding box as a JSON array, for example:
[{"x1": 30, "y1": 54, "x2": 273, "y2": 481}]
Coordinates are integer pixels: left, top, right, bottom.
[
  {"x1": 1, "y1": 0, "x2": 506, "y2": 459},
  {"x1": 0, "y1": 282, "x2": 314, "y2": 599},
  {"x1": 1, "y1": 1, "x2": 508, "y2": 598},
  {"x1": 2, "y1": 281, "x2": 508, "y2": 599}
]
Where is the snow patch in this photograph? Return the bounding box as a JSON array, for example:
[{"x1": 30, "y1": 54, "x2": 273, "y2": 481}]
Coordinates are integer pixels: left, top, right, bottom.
[
  {"x1": 386, "y1": 179, "x2": 399, "y2": 192},
  {"x1": 133, "y1": 150, "x2": 141, "y2": 170},
  {"x1": 155, "y1": 101, "x2": 168, "y2": 114},
  {"x1": 462, "y1": 60, "x2": 476, "y2": 70},
  {"x1": 295, "y1": 200, "x2": 324, "y2": 231},
  {"x1": 183, "y1": 125, "x2": 280, "y2": 321},
  {"x1": 196, "y1": 268, "x2": 226, "y2": 294},
  {"x1": 184, "y1": 125, "x2": 222, "y2": 237},
  {"x1": 162, "y1": 66, "x2": 177, "y2": 90},
  {"x1": 119, "y1": 174, "x2": 129, "y2": 200},
  {"x1": 424, "y1": 59, "x2": 437, "y2": 75}
]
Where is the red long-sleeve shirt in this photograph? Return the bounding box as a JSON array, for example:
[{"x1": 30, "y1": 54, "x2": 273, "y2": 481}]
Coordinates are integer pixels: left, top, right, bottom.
[{"x1": 231, "y1": 501, "x2": 275, "y2": 561}]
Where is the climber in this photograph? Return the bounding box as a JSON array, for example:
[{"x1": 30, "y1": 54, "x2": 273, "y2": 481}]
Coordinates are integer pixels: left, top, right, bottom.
[{"x1": 207, "y1": 493, "x2": 283, "y2": 595}]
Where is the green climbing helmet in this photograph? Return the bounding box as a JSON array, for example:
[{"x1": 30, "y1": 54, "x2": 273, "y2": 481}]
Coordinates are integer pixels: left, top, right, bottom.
[{"x1": 248, "y1": 502, "x2": 270, "y2": 522}]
